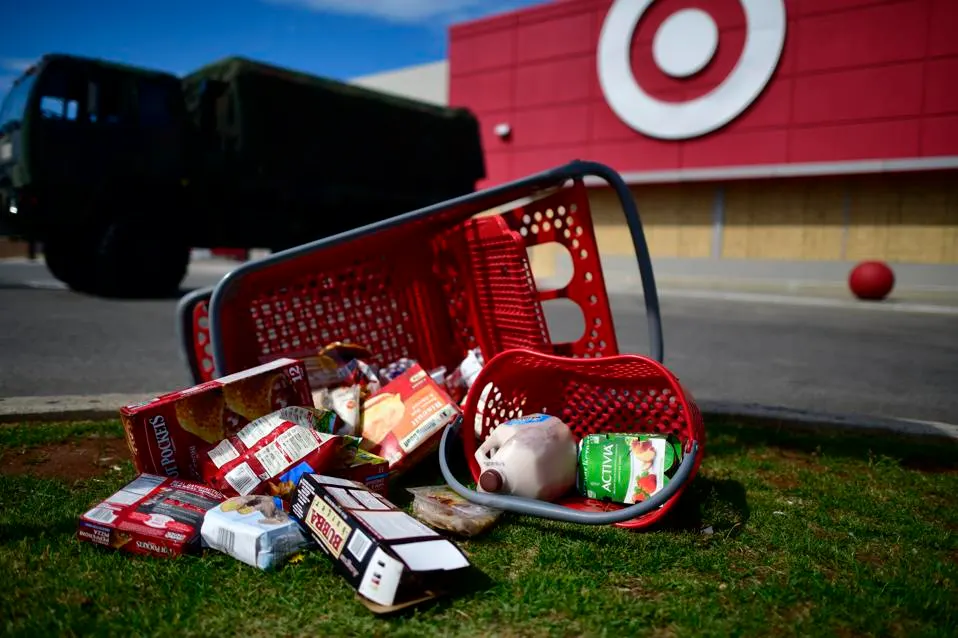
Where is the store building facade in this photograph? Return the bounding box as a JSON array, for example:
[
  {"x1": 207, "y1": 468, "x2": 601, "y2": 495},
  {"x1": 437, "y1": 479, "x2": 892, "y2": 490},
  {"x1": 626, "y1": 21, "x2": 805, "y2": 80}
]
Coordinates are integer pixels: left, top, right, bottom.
[{"x1": 354, "y1": 0, "x2": 958, "y2": 277}]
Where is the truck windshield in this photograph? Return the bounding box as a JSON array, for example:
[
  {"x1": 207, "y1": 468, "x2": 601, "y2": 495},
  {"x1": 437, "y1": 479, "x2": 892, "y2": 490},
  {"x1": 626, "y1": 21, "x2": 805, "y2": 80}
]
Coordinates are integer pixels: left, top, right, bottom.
[{"x1": 0, "y1": 71, "x2": 37, "y2": 133}]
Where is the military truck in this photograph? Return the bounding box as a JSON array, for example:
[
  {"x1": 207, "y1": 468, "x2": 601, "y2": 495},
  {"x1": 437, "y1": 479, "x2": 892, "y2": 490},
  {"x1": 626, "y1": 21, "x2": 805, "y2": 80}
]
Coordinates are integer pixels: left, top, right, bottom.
[{"x1": 0, "y1": 54, "x2": 485, "y2": 297}]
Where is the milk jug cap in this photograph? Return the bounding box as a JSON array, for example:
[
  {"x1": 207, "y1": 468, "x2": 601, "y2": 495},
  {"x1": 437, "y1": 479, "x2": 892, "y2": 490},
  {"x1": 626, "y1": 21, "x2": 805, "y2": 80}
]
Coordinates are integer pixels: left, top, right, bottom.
[{"x1": 479, "y1": 469, "x2": 504, "y2": 492}]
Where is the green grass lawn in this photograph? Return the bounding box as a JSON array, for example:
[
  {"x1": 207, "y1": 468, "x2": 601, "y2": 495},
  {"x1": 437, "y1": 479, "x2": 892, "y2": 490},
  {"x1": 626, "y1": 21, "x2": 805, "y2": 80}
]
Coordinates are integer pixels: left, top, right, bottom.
[{"x1": 1, "y1": 418, "x2": 956, "y2": 637}]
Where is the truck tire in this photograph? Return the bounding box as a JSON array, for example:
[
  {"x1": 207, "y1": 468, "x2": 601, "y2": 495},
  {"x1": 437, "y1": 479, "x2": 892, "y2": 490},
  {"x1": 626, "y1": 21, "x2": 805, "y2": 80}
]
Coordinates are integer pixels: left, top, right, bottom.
[
  {"x1": 93, "y1": 221, "x2": 190, "y2": 298},
  {"x1": 43, "y1": 230, "x2": 100, "y2": 293}
]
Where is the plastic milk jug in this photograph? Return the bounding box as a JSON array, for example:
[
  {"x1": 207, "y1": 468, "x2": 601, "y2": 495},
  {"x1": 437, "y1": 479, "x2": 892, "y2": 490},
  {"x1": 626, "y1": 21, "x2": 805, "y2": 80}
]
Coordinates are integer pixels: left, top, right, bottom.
[{"x1": 474, "y1": 414, "x2": 578, "y2": 502}]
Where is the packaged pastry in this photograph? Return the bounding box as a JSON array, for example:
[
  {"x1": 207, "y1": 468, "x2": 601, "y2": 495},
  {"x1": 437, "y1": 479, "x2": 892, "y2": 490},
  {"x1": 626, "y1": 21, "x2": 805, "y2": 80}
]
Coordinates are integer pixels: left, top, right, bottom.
[
  {"x1": 120, "y1": 359, "x2": 312, "y2": 481},
  {"x1": 360, "y1": 364, "x2": 461, "y2": 476},
  {"x1": 407, "y1": 485, "x2": 503, "y2": 537},
  {"x1": 201, "y1": 495, "x2": 311, "y2": 570}
]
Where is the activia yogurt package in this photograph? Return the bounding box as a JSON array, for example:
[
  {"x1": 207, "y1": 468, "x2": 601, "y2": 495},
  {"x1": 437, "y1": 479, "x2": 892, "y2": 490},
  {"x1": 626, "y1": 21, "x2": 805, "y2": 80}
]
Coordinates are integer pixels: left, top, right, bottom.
[{"x1": 576, "y1": 433, "x2": 683, "y2": 504}]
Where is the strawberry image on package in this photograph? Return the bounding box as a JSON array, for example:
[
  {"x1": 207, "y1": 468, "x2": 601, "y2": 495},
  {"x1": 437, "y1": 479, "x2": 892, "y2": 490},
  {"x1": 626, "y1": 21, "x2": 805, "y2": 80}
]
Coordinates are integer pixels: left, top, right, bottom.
[
  {"x1": 120, "y1": 358, "x2": 313, "y2": 481},
  {"x1": 202, "y1": 406, "x2": 349, "y2": 500}
]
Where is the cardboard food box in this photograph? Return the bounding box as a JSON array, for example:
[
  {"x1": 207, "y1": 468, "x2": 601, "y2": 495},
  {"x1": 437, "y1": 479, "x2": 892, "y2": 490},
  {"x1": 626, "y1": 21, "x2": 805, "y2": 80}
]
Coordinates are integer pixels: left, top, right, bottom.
[
  {"x1": 329, "y1": 448, "x2": 389, "y2": 496},
  {"x1": 120, "y1": 358, "x2": 312, "y2": 481},
  {"x1": 291, "y1": 474, "x2": 471, "y2": 613},
  {"x1": 361, "y1": 364, "x2": 461, "y2": 476},
  {"x1": 77, "y1": 474, "x2": 225, "y2": 558}
]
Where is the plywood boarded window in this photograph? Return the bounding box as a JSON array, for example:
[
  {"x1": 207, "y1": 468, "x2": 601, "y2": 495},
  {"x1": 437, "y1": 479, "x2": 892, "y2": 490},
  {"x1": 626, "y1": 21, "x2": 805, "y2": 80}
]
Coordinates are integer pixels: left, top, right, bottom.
[
  {"x1": 588, "y1": 184, "x2": 714, "y2": 258},
  {"x1": 722, "y1": 178, "x2": 845, "y2": 260},
  {"x1": 846, "y1": 172, "x2": 958, "y2": 264}
]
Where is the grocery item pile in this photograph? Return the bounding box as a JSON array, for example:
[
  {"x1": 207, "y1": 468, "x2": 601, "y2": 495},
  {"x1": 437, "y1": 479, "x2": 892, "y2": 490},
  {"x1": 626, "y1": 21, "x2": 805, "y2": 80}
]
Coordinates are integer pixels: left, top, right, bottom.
[{"x1": 76, "y1": 343, "x2": 685, "y2": 613}]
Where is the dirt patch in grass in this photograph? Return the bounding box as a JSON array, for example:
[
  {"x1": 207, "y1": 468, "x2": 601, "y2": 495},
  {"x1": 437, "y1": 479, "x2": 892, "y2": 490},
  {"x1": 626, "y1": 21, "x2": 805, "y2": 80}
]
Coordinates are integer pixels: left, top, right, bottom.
[
  {"x1": 610, "y1": 575, "x2": 666, "y2": 601},
  {"x1": 0, "y1": 436, "x2": 128, "y2": 480},
  {"x1": 761, "y1": 471, "x2": 801, "y2": 490}
]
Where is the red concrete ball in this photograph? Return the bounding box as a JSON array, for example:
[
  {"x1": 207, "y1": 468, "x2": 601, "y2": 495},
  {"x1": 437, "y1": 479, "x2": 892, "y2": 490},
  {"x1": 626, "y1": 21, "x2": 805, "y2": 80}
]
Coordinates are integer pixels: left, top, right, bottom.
[{"x1": 849, "y1": 261, "x2": 895, "y2": 301}]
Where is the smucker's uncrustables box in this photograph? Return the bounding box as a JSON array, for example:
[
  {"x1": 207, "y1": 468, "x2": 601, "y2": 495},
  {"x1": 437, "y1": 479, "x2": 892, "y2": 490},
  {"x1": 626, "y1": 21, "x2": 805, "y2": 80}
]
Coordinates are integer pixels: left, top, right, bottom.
[
  {"x1": 291, "y1": 474, "x2": 471, "y2": 613},
  {"x1": 360, "y1": 364, "x2": 461, "y2": 476},
  {"x1": 120, "y1": 358, "x2": 312, "y2": 482},
  {"x1": 577, "y1": 433, "x2": 683, "y2": 504},
  {"x1": 77, "y1": 474, "x2": 226, "y2": 558}
]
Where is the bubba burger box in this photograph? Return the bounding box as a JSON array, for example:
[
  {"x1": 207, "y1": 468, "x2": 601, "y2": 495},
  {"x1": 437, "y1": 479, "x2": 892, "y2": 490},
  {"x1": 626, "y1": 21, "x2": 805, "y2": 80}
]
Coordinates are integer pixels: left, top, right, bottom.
[
  {"x1": 120, "y1": 358, "x2": 312, "y2": 482},
  {"x1": 291, "y1": 474, "x2": 471, "y2": 613},
  {"x1": 77, "y1": 474, "x2": 225, "y2": 558}
]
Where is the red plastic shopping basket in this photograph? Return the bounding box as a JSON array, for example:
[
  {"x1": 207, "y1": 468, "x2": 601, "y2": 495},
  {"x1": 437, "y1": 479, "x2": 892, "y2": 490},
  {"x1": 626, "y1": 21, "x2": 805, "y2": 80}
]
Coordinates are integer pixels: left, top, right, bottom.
[
  {"x1": 439, "y1": 348, "x2": 704, "y2": 529},
  {"x1": 197, "y1": 161, "x2": 665, "y2": 381},
  {"x1": 188, "y1": 160, "x2": 703, "y2": 526}
]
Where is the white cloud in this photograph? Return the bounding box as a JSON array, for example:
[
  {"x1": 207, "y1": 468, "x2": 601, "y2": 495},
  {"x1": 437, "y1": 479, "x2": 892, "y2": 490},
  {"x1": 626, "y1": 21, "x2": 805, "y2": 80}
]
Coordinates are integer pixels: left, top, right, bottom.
[
  {"x1": 1, "y1": 58, "x2": 35, "y2": 73},
  {"x1": 264, "y1": 0, "x2": 539, "y2": 24}
]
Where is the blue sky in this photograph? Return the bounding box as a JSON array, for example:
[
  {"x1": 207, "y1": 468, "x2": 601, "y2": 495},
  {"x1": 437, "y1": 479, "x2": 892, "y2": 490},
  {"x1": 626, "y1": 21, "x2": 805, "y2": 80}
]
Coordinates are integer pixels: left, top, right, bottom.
[{"x1": 1, "y1": 0, "x2": 545, "y2": 92}]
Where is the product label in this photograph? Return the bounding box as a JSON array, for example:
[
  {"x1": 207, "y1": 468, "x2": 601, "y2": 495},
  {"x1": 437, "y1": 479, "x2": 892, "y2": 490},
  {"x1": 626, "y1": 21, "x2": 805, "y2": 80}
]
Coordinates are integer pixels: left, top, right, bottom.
[
  {"x1": 225, "y1": 462, "x2": 261, "y2": 496},
  {"x1": 305, "y1": 497, "x2": 351, "y2": 558},
  {"x1": 237, "y1": 413, "x2": 286, "y2": 449},
  {"x1": 577, "y1": 434, "x2": 681, "y2": 504},
  {"x1": 208, "y1": 440, "x2": 240, "y2": 469}
]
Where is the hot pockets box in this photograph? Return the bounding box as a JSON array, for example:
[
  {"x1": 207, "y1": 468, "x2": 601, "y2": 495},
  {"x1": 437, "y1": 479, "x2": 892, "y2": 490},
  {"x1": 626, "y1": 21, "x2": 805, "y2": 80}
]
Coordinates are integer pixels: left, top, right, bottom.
[{"x1": 120, "y1": 358, "x2": 312, "y2": 481}]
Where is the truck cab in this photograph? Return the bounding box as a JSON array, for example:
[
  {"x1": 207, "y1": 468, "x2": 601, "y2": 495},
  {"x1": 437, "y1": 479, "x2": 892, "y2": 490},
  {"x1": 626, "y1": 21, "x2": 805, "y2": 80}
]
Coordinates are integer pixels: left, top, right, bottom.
[
  {"x1": 0, "y1": 54, "x2": 192, "y2": 296},
  {"x1": 0, "y1": 54, "x2": 486, "y2": 298}
]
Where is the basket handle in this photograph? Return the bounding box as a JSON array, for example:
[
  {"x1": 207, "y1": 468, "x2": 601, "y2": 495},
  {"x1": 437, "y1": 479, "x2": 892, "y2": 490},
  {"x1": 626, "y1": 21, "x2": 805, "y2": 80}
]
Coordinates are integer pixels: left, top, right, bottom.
[{"x1": 438, "y1": 417, "x2": 700, "y2": 526}]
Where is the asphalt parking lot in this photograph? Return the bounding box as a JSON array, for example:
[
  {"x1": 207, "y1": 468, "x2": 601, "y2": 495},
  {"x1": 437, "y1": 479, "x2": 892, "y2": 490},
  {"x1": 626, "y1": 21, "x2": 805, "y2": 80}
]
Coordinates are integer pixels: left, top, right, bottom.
[{"x1": 2, "y1": 258, "x2": 956, "y2": 424}]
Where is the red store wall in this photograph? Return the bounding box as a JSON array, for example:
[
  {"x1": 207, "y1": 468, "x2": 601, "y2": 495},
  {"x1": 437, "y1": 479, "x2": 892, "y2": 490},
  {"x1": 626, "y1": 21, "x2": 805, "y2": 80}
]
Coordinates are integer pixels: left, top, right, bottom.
[{"x1": 448, "y1": 0, "x2": 958, "y2": 189}]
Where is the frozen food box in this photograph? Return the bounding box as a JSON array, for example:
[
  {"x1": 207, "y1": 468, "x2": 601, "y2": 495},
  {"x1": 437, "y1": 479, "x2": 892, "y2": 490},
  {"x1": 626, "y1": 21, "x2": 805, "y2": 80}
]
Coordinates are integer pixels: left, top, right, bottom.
[
  {"x1": 291, "y1": 474, "x2": 471, "y2": 613},
  {"x1": 361, "y1": 364, "x2": 461, "y2": 476},
  {"x1": 77, "y1": 474, "x2": 225, "y2": 558},
  {"x1": 201, "y1": 495, "x2": 311, "y2": 570},
  {"x1": 329, "y1": 448, "x2": 389, "y2": 496},
  {"x1": 120, "y1": 358, "x2": 312, "y2": 481}
]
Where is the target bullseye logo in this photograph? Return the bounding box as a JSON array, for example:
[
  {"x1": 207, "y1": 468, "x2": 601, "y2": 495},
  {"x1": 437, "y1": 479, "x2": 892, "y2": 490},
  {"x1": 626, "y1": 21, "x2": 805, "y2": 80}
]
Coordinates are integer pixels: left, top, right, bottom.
[{"x1": 598, "y1": 0, "x2": 787, "y2": 140}]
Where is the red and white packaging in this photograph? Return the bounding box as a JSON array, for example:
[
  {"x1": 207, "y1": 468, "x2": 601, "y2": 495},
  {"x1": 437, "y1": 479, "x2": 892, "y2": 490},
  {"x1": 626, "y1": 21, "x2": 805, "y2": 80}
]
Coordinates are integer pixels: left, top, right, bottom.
[
  {"x1": 202, "y1": 406, "x2": 346, "y2": 500},
  {"x1": 361, "y1": 364, "x2": 462, "y2": 476},
  {"x1": 120, "y1": 358, "x2": 313, "y2": 481},
  {"x1": 77, "y1": 474, "x2": 226, "y2": 558}
]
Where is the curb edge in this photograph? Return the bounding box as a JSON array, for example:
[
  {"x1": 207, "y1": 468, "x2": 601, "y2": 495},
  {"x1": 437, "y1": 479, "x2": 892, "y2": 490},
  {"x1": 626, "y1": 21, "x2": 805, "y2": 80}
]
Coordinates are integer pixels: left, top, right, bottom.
[{"x1": 698, "y1": 400, "x2": 958, "y2": 442}]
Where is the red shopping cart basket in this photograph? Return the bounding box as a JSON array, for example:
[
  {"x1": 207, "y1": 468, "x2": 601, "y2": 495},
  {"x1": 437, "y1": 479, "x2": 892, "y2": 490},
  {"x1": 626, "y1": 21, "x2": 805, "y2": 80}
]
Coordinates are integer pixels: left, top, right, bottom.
[
  {"x1": 197, "y1": 161, "x2": 664, "y2": 381},
  {"x1": 177, "y1": 286, "x2": 215, "y2": 384},
  {"x1": 439, "y1": 348, "x2": 705, "y2": 529}
]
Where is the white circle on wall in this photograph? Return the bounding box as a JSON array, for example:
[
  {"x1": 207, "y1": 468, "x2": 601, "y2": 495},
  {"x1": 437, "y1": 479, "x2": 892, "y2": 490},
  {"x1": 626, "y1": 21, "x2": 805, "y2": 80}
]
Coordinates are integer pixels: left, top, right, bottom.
[
  {"x1": 653, "y1": 8, "x2": 718, "y2": 78},
  {"x1": 597, "y1": 0, "x2": 787, "y2": 140}
]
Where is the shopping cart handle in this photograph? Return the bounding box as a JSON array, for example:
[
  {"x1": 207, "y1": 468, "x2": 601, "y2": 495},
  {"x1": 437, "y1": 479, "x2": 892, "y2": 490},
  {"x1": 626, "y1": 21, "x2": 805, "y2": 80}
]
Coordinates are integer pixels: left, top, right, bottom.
[{"x1": 438, "y1": 418, "x2": 700, "y2": 526}]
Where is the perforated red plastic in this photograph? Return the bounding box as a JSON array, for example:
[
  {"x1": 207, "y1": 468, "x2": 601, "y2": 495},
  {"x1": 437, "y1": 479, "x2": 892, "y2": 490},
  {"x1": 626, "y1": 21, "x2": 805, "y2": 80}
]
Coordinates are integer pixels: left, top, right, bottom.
[
  {"x1": 434, "y1": 216, "x2": 551, "y2": 357},
  {"x1": 191, "y1": 299, "x2": 216, "y2": 382},
  {"x1": 205, "y1": 178, "x2": 620, "y2": 379},
  {"x1": 460, "y1": 349, "x2": 706, "y2": 530}
]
